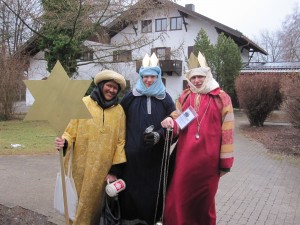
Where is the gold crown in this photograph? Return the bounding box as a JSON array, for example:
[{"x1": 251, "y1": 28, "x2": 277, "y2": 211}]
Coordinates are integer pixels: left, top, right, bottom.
[
  {"x1": 142, "y1": 53, "x2": 159, "y2": 67},
  {"x1": 188, "y1": 52, "x2": 208, "y2": 69}
]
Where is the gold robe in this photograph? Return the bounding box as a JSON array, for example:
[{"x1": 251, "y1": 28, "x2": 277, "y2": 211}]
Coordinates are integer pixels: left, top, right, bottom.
[{"x1": 62, "y1": 96, "x2": 126, "y2": 225}]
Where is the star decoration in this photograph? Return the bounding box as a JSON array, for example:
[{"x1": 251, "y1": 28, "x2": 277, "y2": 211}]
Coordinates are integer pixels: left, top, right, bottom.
[{"x1": 24, "y1": 60, "x2": 92, "y2": 136}]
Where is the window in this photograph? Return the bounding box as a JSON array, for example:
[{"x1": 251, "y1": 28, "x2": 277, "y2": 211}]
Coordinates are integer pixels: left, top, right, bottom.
[
  {"x1": 155, "y1": 18, "x2": 167, "y2": 32},
  {"x1": 156, "y1": 48, "x2": 166, "y2": 60},
  {"x1": 170, "y1": 17, "x2": 182, "y2": 30},
  {"x1": 80, "y1": 50, "x2": 94, "y2": 61},
  {"x1": 141, "y1": 20, "x2": 152, "y2": 33},
  {"x1": 113, "y1": 50, "x2": 132, "y2": 62},
  {"x1": 152, "y1": 47, "x2": 171, "y2": 60}
]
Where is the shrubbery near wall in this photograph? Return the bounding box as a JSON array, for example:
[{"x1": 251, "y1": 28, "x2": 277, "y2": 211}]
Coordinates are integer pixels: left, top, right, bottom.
[
  {"x1": 281, "y1": 74, "x2": 300, "y2": 129},
  {"x1": 235, "y1": 74, "x2": 282, "y2": 126}
]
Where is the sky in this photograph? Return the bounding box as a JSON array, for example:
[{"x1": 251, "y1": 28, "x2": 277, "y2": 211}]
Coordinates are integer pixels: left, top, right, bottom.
[{"x1": 177, "y1": 0, "x2": 299, "y2": 40}]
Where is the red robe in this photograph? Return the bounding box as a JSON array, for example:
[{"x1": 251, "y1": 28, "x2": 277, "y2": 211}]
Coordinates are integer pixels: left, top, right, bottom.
[{"x1": 164, "y1": 88, "x2": 234, "y2": 225}]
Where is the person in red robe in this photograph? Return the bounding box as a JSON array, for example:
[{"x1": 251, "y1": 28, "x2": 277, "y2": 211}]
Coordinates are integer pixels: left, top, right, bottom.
[{"x1": 161, "y1": 52, "x2": 234, "y2": 225}]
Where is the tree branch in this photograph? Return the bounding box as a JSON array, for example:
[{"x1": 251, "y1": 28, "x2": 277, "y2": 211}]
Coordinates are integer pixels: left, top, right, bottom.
[
  {"x1": 68, "y1": 0, "x2": 83, "y2": 44},
  {"x1": 0, "y1": 0, "x2": 48, "y2": 40}
]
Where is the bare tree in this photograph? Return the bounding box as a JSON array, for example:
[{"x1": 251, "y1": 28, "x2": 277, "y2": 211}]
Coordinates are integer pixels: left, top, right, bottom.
[
  {"x1": 0, "y1": 0, "x2": 41, "y2": 55},
  {"x1": 252, "y1": 3, "x2": 299, "y2": 63},
  {"x1": 0, "y1": 53, "x2": 27, "y2": 120},
  {"x1": 0, "y1": 0, "x2": 40, "y2": 120},
  {"x1": 279, "y1": 4, "x2": 300, "y2": 61},
  {"x1": 253, "y1": 30, "x2": 282, "y2": 62}
]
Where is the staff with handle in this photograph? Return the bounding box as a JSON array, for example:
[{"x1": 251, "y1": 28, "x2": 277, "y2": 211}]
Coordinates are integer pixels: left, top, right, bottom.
[
  {"x1": 55, "y1": 138, "x2": 70, "y2": 225},
  {"x1": 60, "y1": 149, "x2": 70, "y2": 225}
]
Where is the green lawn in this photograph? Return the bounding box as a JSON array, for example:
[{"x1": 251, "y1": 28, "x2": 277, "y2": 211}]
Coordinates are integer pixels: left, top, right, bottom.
[{"x1": 0, "y1": 120, "x2": 57, "y2": 155}]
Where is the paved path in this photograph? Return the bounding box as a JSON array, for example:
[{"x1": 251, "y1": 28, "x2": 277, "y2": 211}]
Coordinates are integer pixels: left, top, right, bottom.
[
  {"x1": 0, "y1": 154, "x2": 65, "y2": 225},
  {"x1": 216, "y1": 117, "x2": 300, "y2": 225},
  {"x1": 0, "y1": 115, "x2": 299, "y2": 225}
]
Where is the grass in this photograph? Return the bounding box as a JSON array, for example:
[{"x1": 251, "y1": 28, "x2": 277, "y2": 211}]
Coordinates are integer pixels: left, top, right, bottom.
[{"x1": 0, "y1": 119, "x2": 57, "y2": 155}]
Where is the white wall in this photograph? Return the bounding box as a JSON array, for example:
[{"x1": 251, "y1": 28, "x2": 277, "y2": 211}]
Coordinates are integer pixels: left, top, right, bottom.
[
  {"x1": 26, "y1": 52, "x2": 48, "y2": 105},
  {"x1": 110, "y1": 6, "x2": 219, "y2": 101},
  {"x1": 26, "y1": 4, "x2": 249, "y2": 104},
  {"x1": 26, "y1": 49, "x2": 138, "y2": 105}
]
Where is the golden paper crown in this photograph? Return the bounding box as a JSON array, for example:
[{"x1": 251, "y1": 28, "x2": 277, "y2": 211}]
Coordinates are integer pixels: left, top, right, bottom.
[
  {"x1": 142, "y1": 53, "x2": 159, "y2": 67},
  {"x1": 188, "y1": 52, "x2": 208, "y2": 69}
]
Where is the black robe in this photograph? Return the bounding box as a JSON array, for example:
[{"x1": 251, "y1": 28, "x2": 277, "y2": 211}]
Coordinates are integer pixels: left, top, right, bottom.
[{"x1": 119, "y1": 91, "x2": 176, "y2": 225}]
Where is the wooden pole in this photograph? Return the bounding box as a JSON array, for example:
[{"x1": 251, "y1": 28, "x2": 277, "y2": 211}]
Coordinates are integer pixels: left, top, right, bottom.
[{"x1": 59, "y1": 149, "x2": 70, "y2": 225}]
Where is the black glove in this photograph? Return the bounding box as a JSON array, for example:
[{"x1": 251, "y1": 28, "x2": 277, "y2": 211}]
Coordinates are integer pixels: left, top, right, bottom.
[{"x1": 144, "y1": 131, "x2": 160, "y2": 146}]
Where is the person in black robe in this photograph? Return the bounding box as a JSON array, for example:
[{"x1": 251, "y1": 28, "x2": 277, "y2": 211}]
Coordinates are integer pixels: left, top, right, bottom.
[{"x1": 119, "y1": 53, "x2": 176, "y2": 225}]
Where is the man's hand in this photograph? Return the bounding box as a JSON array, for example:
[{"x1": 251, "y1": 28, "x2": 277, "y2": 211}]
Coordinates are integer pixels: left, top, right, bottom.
[
  {"x1": 106, "y1": 174, "x2": 117, "y2": 183},
  {"x1": 161, "y1": 117, "x2": 174, "y2": 128},
  {"x1": 54, "y1": 137, "x2": 65, "y2": 151}
]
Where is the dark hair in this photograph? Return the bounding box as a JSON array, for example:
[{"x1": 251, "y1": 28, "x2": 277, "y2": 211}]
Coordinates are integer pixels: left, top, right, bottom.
[{"x1": 100, "y1": 80, "x2": 121, "y2": 93}]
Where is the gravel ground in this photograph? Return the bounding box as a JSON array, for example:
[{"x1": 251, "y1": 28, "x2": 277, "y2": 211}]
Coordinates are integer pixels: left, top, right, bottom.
[
  {"x1": 240, "y1": 124, "x2": 300, "y2": 157},
  {"x1": 239, "y1": 111, "x2": 300, "y2": 157},
  {"x1": 0, "y1": 205, "x2": 55, "y2": 225}
]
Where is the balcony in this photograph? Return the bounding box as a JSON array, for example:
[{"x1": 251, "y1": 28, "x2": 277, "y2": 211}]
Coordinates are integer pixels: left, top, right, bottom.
[{"x1": 136, "y1": 60, "x2": 182, "y2": 76}]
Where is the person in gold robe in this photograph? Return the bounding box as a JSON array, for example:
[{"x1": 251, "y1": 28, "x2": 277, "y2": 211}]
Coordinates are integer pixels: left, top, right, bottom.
[{"x1": 54, "y1": 70, "x2": 127, "y2": 225}]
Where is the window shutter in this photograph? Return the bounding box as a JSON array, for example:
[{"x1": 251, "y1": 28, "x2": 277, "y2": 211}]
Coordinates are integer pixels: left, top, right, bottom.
[
  {"x1": 113, "y1": 51, "x2": 117, "y2": 62},
  {"x1": 151, "y1": 48, "x2": 156, "y2": 55},
  {"x1": 188, "y1": 46, "x2": 194, "y2": 58},
  {"x1": 165, "y1": 47, "x2": 171, "y2": 60}
]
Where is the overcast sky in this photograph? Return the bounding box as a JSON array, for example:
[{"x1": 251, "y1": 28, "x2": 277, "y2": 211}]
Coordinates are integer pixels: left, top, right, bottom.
[{"x1": 177, "y1": 0, "x2": 299, "y2": 40}]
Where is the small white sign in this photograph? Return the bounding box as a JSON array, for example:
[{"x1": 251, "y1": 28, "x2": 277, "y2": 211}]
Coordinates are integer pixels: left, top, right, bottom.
[{"x1": 175, "y1": 106, "x2": 197, "y2": 129}]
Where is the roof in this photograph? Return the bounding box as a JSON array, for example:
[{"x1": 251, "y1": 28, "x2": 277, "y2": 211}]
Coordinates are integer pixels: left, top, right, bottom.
[
  {"x1": 15, "y1": 33, "x2": 40, "y2": 57},
  {"x1": 241, "y1": 62, "x2": 300, "y2": 73},
  {"x1": 106, "y1": 0, "x2": 268, "y2": 55}
]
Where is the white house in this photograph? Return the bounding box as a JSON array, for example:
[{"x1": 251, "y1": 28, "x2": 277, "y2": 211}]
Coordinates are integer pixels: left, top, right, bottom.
[{"x1": 23, "y1": 0, "x2": 267, "y2": 105}]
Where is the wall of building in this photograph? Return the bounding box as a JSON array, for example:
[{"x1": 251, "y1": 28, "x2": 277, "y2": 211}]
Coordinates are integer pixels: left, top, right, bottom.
[
  {"x1": 26, "y1": 52, "x2": 48, "y2": 105},
  {"x1": 110, "y1": 6, "x2": 219, "y2": 101},
  {"x1": 26, "y1": 4, "x2": 250, "y2": 105}
]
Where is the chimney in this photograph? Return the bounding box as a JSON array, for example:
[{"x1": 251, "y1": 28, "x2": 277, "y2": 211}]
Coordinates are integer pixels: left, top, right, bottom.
[{"x1": 185, "y1": 4, "x2": 195, "y2": 11}]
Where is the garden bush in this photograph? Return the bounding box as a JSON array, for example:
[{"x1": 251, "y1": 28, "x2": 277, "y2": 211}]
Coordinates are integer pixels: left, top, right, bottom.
[
  {"x1": 281, "y1": 74, "x2": 300, "y2": 128},
  {"x1": 235, "y1": 74, "x2": 282, "y2": 126}
]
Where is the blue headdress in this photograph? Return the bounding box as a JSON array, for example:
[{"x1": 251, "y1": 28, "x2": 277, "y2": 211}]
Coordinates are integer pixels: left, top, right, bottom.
[{"x1": 134, "y1": 53, "x2": 166, "y2": 99}]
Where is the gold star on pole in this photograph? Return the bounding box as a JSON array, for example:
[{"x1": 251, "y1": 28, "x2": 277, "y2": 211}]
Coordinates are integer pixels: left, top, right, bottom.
[
  {"x1": 24, "y1": 60, "x2": 92, "y2": 225},
  {"x1": 24, "y1": 60, "x2": 92, "y2": 136}
]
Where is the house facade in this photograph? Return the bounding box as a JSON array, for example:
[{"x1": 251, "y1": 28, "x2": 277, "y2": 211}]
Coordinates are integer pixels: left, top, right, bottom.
[{"x1": 25, "y1": 0, "x2": 267, "y2": 105}]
